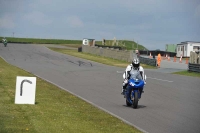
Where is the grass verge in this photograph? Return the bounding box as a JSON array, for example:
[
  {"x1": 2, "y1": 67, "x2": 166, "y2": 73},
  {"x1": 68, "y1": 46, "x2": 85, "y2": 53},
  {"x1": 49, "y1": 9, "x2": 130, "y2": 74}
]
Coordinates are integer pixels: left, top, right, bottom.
[
  {"x1": 48, "y1": 47, "x2": 156, "y2": 69},
  {"x1": 0, "y1": 57, "x2": 141, "y2": 133},
  {"x1": 95, "y1": 40, "x2": 147, "y2": 50},
  {"x1": 0, "y1": 37, "x2": 82, "y2": 44},
  {"x1": 172, "y1": 70, "x2": 200, "y2": 78}
]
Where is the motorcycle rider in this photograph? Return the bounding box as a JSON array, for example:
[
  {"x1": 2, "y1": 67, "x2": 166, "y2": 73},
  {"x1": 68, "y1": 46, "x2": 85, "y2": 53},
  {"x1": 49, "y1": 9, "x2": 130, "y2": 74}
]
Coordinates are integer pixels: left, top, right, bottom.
[
  {"x1": 2, "y1": 37, "x2": 7, "y2": 43},
  {"x1": 121, "y1": 58, "x2": 146, "y2": 95},
  {"x1": 2, "y1": 37, "x2": 6, "y2": 43},
  {"x1": 2, "y1": 37, "x2": 7, "y2": 47}
]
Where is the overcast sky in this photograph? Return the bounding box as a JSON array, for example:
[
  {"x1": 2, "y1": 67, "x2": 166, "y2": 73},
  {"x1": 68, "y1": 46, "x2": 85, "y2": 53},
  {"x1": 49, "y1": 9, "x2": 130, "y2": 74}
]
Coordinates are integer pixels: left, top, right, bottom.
[{"x1": 0, "y1": 0, "x2": 200, "y2": 50}]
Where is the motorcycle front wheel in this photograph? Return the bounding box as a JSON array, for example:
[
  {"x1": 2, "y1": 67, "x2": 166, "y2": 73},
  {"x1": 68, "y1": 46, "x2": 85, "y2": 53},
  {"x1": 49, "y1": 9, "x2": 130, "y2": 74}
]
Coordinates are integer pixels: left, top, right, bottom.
[{"x1": 133, "y1": 91, "x2": 138, "y2": 109}]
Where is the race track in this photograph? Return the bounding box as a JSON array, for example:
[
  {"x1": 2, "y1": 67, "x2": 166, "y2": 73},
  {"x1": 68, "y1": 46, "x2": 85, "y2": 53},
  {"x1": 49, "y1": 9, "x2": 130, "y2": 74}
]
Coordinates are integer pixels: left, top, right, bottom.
[{"x1": 1, "y1": 43, "x2": 200, "y2": 133}]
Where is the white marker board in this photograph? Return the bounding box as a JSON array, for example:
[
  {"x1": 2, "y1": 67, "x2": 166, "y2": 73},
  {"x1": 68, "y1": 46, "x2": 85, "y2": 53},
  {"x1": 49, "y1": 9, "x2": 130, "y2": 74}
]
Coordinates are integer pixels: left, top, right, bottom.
[{"x1": 15, "y1": 76, "x2": 36, "y2": 104}]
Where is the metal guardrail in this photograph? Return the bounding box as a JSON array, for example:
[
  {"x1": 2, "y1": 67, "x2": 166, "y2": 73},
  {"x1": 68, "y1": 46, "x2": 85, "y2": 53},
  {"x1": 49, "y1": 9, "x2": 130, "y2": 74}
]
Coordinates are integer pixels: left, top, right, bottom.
[
  {"x1": 188, "y1": 63, "x2": 200, "y2": 73},
  {"x1": 139, "y1": 50, "x2": 176, "y2": 57},
  {"x1": 139, "y1": 56, "x2": 157, "y2": 66}
]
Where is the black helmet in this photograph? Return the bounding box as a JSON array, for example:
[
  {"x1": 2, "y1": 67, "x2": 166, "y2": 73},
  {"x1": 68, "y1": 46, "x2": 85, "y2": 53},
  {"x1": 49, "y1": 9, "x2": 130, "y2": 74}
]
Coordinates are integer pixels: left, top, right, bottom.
[{"x1": 132, "y1": 58, "x2": 140, "y2": 69}]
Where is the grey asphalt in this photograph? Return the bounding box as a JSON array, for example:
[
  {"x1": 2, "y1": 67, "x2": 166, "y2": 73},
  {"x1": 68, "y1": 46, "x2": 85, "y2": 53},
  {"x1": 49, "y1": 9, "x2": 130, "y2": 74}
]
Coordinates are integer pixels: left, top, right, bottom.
[
  {"x1": 39, "y1": 44, "x2": 78, "y2": 50},
  {"x1": 1, "y1": 43, "x2": 200, "y2": 133},
  {"x1": 141, "y1": 55, "x2": 188, "y2": 73}
]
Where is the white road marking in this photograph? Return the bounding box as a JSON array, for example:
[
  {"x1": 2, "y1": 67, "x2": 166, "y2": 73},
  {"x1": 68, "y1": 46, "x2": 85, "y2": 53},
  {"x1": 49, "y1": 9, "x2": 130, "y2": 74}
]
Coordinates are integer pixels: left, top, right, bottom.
[
  {"x1": 117, "y1": 71, "x2": 173, "y2": 82},
  {"x1": 147, "y1": 77, "x2": 173, "y2": 82},
  {"x1": 117, "y1": 71, "x2": 124, "y2": 73}
]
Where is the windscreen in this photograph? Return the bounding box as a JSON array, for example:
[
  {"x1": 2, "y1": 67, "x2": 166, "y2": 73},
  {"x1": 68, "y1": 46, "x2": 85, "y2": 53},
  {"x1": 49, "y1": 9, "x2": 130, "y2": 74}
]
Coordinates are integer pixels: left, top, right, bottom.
[{"x1": 129, "y1": 70, "x2": 142, "y2": 80}]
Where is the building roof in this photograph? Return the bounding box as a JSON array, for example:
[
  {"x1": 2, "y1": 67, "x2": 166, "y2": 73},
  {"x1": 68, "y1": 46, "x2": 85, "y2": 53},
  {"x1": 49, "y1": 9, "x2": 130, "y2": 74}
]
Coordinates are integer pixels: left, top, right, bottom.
[
  {"x1": 177, "y1": 42, "x2": 189, "y2": 45},
  {"x1": 180, "y1": 41, "x2": 200, "y2": 44},
  {"x1": 83, "y1": 38, "x2": 95, "y2": 40},
  {"x1": 177, "y1": 43, "x2": 200, "y2": 46}
]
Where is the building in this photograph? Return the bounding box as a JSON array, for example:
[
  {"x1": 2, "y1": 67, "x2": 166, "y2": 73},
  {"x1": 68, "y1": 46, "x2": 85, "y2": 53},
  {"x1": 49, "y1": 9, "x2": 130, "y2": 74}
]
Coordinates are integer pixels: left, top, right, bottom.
[
  {"x1": 165, "y1": 44, "x2": 176, "y2": 52},
  {"x1": 82, "y1": 38, "x2": 95, "y2": 46},
  {"x1": 176, "y1": 41, "x2": 200, "y2": 57}
]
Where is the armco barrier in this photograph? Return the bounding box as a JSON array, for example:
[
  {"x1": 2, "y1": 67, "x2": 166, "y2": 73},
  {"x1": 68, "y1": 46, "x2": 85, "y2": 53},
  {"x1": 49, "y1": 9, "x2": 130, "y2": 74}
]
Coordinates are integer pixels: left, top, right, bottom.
[
  {"x1": 95, "y1": 44, "x2": 123, "y2": 50},
  {"x1": 139, "y1": 56, "x2": 157, "y2": 66},
  {"x1": 139, "y1": 50, "x2": 176, "y2": 57},
  {"x1": 78, "y1": 47, "x2": 82, "y2": 52},
  {"x1": 188, "y1": 63, "x2": 200, "y2": 73}
]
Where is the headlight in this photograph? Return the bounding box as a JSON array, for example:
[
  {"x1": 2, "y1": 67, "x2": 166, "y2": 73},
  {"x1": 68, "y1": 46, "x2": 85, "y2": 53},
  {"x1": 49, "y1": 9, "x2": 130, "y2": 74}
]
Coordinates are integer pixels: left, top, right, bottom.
[{"x1": 129, "y1": 82, "x2": 135, "y2": 86}]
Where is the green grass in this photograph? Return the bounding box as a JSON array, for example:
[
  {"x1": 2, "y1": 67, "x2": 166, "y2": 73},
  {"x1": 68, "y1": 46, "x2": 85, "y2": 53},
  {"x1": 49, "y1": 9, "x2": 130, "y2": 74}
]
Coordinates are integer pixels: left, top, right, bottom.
[
  {"x1": 95, "y1": 40, "x2": 147, "y2": 50},
  {"x1": 48, "y1": 47, "x2": 156, "y2": 69},
  {"x1": 172, "y1": 70, "x2": 200, "y2": 78},
  {"x1": 0, "y1": 37, "x2": 82, "y2": 44},
  {"x1": 0, "y1": 57, "x2": 141, "y2": 133}
]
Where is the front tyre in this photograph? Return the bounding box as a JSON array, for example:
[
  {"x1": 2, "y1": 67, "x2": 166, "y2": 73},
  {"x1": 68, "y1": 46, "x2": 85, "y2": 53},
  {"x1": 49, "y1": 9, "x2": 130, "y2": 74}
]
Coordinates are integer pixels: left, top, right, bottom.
[{"x1": 133, "y1": 91, "x2": 138, "y2": 109}]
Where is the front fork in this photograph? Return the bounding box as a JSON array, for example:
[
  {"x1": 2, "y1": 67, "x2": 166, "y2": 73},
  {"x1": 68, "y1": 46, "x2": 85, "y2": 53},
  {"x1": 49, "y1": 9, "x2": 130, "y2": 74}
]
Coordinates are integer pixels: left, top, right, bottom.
[
  {"x1": 126, "y1": 89, "x2": 142, "y2": 104},
  {"x1": 126, "y1": 88, "x2": 140, "y2": 104},
  {"x1": 131, "y1": 90, "x2": 141, "y2": 100}
]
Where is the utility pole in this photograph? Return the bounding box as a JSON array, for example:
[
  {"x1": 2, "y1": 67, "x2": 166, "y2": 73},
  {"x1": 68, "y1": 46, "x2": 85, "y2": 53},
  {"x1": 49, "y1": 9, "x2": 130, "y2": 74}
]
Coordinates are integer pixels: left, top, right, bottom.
[
  {"x1": 13, "y1": 32, "x2": 15, "y2": 37},
  {"x1": 137, "y1": 41, "x2": 138, "y2": 49}
]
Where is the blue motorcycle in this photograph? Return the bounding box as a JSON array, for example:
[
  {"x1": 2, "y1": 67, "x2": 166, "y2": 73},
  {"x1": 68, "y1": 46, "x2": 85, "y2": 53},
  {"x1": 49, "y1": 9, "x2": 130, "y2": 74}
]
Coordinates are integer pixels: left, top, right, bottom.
[{"x1": 124, "y1": 70, "x2": 145, "y2": 109}]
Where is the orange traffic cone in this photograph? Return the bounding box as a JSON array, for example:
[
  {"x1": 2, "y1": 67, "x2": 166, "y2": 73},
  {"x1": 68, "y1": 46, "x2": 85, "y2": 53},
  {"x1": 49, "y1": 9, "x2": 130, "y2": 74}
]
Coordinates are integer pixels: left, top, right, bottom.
[
  {"x1": 185, "y1": 58, "x2": 188, "y2": 64},
  {"x1": 173, "y1": 56, "x2": 176, "y2": 62}
]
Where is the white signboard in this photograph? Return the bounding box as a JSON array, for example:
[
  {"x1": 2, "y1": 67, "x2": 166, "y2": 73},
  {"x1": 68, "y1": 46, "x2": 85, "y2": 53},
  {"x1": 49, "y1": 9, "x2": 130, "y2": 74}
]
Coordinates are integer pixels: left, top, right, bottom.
[{"x1": 15, "y1": 76, "x2": 36, "y2": 104}]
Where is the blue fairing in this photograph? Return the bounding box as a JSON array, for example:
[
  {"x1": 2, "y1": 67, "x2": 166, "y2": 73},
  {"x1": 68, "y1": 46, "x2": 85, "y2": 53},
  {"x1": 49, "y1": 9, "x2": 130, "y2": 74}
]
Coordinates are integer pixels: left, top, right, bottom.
[{"x1": 128, "y1": 79, "x2": 144, "y2": 88}]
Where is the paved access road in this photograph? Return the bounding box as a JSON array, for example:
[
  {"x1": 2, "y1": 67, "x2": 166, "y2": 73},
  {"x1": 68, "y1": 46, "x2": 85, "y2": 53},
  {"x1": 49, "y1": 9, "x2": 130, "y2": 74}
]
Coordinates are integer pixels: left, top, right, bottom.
[
  {"x1": 1, "y1": 43, "x2": 200, "y2": 133},
  {"x1": 140, "y1": 55, "x2": 188, "y2": 73}
]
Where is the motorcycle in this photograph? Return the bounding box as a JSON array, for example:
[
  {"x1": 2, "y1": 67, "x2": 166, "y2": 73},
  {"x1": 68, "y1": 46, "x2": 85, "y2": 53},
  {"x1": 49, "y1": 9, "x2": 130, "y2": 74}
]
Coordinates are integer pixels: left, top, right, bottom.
[
  {"x1": 2, "y1": 39, "x2": 7, "y2": 47},
  {"x1": 123, "y1": 70, "x2": 146, "y2": 109}
]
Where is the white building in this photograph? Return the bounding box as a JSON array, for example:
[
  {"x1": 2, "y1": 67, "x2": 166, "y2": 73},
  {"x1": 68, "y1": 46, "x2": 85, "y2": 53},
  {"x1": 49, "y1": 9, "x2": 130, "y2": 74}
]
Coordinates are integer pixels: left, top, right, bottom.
[{"x1": 176, "y1": 41, "x2": 200, "y2": 57}]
